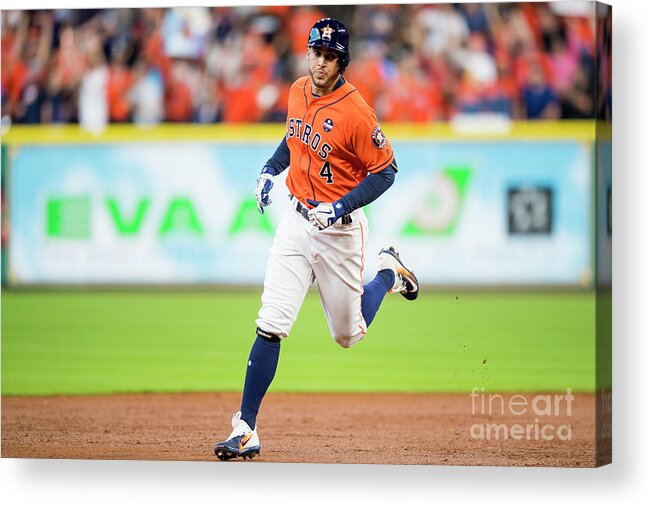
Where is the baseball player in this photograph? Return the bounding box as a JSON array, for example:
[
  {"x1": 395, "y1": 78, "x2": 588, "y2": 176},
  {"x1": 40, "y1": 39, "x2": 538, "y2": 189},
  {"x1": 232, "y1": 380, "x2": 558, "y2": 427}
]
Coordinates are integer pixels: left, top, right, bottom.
[{"x1": 214, "y1": 18, "x2": 419, "y2": 461}]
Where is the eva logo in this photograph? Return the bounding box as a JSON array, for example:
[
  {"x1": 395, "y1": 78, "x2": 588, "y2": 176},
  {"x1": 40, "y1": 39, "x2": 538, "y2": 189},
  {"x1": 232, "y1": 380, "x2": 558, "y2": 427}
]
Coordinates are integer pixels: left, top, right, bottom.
[
  {"x1": 46, "y1": 196, "x2": 204, "y2": 239},
  {"x1": 403, "y1": 166, "x2": 472, "y2": 237}
]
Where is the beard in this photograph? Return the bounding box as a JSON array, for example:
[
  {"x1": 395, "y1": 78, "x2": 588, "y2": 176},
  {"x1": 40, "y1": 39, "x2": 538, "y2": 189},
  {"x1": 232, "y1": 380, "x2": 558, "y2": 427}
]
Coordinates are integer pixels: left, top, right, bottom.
[{"x1": 309, "y1": 67, "x2": 339, "y2": 94}]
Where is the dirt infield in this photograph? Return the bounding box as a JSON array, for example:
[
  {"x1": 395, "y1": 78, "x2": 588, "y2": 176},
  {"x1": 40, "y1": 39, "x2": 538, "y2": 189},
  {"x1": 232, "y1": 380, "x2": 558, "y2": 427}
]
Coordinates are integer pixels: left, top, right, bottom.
[{"x1": 2, "y1": 392, "x2": 599, "y2": 467}]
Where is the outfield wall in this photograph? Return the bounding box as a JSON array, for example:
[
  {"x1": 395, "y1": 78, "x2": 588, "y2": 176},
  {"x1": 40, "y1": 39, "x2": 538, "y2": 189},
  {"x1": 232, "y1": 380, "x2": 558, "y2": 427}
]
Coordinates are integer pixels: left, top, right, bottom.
[{"x1": 2, "y1": 122, "x2": 598, "y2": 287}]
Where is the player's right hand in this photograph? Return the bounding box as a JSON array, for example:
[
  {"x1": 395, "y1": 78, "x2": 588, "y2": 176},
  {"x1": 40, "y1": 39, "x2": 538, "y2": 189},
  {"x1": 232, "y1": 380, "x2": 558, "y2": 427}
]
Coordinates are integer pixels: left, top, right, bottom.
[{"x1": 255, "y1": 172, "x2": 275, "y2": 214}]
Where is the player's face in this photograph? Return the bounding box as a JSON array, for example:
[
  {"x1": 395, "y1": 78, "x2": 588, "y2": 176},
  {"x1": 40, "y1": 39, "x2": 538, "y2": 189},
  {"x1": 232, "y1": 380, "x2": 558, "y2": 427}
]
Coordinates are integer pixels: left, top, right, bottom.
[{"x1": 307, "y1": 47, "x2": 340, "y2": 96}]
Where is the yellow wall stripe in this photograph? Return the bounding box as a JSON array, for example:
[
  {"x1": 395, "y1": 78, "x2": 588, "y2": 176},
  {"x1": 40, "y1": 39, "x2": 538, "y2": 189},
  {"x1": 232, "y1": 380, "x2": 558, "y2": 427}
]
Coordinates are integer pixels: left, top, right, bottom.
[{"x1": 1, "y1": 121, "x2": 601, "y2": 145}]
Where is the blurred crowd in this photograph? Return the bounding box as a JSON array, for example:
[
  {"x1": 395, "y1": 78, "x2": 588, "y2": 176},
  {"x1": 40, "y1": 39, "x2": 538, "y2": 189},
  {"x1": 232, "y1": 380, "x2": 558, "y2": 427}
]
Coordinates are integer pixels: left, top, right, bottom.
[{"x1": 1, "y1": 3, "x2": 611, "y2": 127}]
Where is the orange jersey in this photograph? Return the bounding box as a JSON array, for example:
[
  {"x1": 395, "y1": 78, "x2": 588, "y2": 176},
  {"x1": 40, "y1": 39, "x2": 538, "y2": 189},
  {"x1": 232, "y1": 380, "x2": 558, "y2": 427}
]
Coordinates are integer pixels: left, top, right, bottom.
[{"x1": 284, "y1": 76, "x2": 394, "y2": 205}]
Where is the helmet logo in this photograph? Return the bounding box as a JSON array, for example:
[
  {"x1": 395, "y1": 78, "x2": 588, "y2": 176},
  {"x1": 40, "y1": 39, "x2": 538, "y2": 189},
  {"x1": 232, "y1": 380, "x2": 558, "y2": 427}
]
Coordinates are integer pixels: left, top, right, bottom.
[
  {"x1": 309, "y1": 27, "x2": 320, "y2": 43},
  {"x1": 321, "y1": 24, "x2": 334, "y2": 40}
]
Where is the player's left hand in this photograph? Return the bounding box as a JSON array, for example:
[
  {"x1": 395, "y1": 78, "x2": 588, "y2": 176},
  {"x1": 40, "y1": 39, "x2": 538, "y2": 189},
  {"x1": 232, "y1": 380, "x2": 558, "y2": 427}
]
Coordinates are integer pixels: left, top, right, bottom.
[{"x1": 306, "y1": 199, "x2": 345, "y2": 230}]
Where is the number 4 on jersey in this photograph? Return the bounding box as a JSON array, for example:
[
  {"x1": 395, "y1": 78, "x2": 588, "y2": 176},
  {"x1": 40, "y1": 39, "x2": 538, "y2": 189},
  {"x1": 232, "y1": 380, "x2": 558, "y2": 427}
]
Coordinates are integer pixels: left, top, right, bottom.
[{"x1": 319, "y1": 161, "x2": 334, "y2": 184}]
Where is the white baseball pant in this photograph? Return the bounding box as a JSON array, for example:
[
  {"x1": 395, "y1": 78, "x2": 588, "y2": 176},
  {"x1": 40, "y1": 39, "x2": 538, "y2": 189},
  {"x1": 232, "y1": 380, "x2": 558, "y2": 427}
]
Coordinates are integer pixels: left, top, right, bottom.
[{"x1": 256, "y1": 198, "x2": 369, "y2": 348}]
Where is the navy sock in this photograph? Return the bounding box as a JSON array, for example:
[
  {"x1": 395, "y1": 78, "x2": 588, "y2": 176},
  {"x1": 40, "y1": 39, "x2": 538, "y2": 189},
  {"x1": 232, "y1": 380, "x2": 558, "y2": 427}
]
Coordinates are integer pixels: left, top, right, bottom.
[
  {"x1": 361, "y1": 269, "x2": 394, "y2": 327},
  {"x1": 240, "y1": 335, "x2": 280, "y2": 429}
]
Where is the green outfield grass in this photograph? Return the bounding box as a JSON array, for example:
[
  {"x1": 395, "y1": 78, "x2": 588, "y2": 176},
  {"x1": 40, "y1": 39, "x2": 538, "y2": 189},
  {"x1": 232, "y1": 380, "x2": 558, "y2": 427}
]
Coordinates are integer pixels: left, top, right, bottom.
[{"x1": 1, "y1": 290, "x2": 596, "y2": 395}]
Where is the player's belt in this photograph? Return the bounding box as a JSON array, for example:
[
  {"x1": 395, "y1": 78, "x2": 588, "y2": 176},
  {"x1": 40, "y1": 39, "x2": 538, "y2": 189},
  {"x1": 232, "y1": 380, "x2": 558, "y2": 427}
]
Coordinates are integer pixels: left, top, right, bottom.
[{"x1": 289, "y1": 194, "x2": 352, "y2": 225}]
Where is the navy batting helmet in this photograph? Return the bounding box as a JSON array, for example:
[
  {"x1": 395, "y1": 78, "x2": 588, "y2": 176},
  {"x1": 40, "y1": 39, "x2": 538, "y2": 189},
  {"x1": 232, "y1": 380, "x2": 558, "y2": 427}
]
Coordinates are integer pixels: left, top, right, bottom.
[{"x1": 307, "y1": 18, "x2": 350, "y2": 73}]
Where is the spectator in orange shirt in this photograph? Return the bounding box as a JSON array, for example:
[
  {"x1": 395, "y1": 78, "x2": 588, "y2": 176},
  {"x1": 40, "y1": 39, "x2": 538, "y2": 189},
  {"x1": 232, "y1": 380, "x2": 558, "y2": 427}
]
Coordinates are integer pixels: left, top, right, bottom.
[
  {"x1": 241, "y1": 31, "x2": 278, "y2": 86},
  {"x1": 485, "y1": 52, "x2": 519, "y2": 117},
  {"x1": 287, "y1": 5, "x2": 326, "y2": 78},
  {"x1": 384, "y1": 49, "x2": 443, "y2": 122},
  {"x1": 221, "y1": 77, "x2": 259, "y2": 123},
  {"x1": 455, "y1": 72, "x2": 485, "y2": 114},
  {"x1": 107, "y1": 44, "x2": 133, "y2": 122},
  {"x1": 2, "y1": 11, "x2": 52, "y2": 123},
  {"x1": 288, "y1": 6, "x2": 326, "y2": 56},
  {"x1": 2, "y1": 14, "x2": 29, "y2": 120},
  {"x1": 344, "y1": 41, "x2": 388, "y2": 110},
  {"x1": 164, "y1": 60, "x2": 194, "y2": 122},
  {"x1": 48, "y1": 24, "x2": 87, "y2": 122}
]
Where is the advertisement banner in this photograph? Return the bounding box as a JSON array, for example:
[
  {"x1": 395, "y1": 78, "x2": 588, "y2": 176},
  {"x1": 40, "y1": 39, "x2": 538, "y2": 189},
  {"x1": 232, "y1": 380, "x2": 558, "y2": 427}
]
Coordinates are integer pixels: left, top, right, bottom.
[{"x1": 8, "y1": 140, "x2": 591, "y2": 286}]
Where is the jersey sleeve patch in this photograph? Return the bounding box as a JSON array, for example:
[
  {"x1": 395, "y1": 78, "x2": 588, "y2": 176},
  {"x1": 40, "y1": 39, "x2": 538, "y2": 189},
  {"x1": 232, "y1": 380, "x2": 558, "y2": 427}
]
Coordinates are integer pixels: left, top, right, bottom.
[{"x1": 371, "y1": 125, "x2": 387, "y2": 149}]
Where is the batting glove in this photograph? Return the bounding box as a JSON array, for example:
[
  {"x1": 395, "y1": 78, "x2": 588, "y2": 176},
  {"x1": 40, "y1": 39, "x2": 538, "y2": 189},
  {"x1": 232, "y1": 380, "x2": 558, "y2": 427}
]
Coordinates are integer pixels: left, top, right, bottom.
[
  {"x1": 255, "y1": 170, "x2": 275, "y2": 214},
  {"x1": 306, "y1": 199, "x2": 345, "y2": 230}
]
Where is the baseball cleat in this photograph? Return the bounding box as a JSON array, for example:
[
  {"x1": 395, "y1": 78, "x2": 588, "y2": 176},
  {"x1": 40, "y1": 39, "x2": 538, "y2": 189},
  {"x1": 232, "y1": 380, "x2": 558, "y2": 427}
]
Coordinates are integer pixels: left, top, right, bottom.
[
  {"x1": 378, "y1": 246, "x2": 419, "y2": 300},
  {"x1": 214, "y1": 411, "x2": 260, "y2": 461}
]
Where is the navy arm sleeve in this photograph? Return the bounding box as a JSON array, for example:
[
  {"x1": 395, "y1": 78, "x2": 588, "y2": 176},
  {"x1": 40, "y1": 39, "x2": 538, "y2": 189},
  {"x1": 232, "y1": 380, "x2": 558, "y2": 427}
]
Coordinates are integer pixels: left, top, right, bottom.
[
  {"x1": 261, "y1": 137, "x2": 290, "y2": 176},
  {"x1": 336, "y1": 160, "x2": 397, "y2": 214}
]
